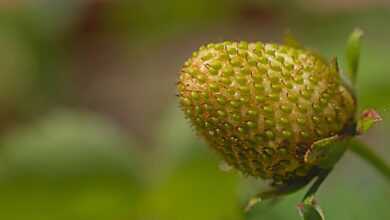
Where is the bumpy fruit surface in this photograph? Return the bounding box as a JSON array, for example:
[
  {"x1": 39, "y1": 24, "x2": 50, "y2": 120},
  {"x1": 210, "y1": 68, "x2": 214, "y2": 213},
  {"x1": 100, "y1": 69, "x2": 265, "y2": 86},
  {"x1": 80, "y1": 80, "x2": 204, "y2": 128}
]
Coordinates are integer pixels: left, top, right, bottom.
[{"x1": 178, "y1": 41, "x2": 356, "y2": 184}]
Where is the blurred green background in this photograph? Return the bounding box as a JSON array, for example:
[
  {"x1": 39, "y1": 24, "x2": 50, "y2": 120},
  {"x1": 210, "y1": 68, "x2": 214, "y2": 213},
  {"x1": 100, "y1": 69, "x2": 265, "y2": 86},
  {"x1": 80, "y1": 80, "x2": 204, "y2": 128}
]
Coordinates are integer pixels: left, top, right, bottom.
[{"x1": 0, "y1": 0, "x2": 389, "y2": 219}]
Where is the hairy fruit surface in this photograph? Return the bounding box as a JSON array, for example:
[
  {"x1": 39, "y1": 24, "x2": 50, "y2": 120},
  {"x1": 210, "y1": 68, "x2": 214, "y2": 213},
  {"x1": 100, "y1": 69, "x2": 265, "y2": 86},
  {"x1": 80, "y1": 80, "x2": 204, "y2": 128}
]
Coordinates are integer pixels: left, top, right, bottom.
[{"x1": 177, "y1": 41, "x2": 356, "y2": 184}]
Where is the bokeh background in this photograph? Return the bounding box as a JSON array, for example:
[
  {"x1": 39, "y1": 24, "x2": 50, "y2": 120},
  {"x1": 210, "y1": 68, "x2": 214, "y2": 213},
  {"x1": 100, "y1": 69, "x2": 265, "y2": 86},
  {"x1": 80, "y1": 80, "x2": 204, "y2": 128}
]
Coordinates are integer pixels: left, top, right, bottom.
[{"x1": 0, "y1": 0, "x2": 389, "y2": 219}]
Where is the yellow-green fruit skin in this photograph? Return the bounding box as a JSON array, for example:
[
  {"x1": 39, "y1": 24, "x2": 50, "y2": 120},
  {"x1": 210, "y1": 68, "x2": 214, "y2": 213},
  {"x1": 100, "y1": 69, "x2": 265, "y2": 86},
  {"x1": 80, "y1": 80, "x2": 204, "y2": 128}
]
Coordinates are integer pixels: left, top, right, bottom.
[{"x1": 178, "y1": 41, "x2": 355, "y2": 183}]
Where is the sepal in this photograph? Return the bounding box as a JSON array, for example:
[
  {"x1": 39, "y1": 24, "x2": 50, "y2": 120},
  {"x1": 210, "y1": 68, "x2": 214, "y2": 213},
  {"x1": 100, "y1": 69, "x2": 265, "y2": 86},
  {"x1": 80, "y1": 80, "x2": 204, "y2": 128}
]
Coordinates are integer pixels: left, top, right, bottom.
[
  {"x1": 346, "y1": 28, "x2": 364, "y2": 84},
  {"x1": 297, "y1": 196, "x2": 325, "y2": 220},
  {"x1": 356, "y1": 108, "x2": 382, "y2": 134}
]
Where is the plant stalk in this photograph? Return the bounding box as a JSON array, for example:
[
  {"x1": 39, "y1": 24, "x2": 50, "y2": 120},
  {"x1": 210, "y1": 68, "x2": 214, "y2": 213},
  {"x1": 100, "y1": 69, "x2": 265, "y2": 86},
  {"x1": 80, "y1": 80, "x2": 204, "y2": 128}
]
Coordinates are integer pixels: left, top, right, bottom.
[
  {"x1": 302, "y1": 169, "x2": 332, "y2": 202},
  {"x1": 349, "y1": 139, "x2": 390, "y2": 182}
]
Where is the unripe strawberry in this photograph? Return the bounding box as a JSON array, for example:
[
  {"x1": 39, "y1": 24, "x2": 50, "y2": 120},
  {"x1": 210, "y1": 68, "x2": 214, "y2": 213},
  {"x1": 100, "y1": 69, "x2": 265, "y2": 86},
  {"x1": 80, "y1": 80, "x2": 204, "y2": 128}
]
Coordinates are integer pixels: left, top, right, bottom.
[{"x1": 177, "y1": 41, "x2": 356, "y2": 184}]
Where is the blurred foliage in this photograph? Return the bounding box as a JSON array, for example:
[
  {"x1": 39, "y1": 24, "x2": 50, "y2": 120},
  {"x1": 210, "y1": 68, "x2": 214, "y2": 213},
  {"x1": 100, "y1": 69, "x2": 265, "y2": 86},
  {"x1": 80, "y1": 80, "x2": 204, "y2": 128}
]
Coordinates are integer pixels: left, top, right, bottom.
[
  {"x1": 0, "y1": 110, "x2": 142, "y2": 219},
  {"x1": 0, "y1": 2, "x2": 79, "y2": 125},
  {"x1": 103, "y1": 0, "x2": 280, "y2": 42},
  {"x1": 0, "y1": 1, "x2": 388, "y2": 220}
]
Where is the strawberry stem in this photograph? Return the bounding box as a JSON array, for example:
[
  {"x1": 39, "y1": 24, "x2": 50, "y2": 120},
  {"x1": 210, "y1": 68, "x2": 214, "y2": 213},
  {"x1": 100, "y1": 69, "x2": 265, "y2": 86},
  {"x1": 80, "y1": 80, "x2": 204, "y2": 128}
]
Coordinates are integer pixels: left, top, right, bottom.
[
  {"x1": 302, "y1": 169, "x2": 332, "y2": 202},
  {"x1": 349, "y1": 139, "x2": 390, "y2": 182}
]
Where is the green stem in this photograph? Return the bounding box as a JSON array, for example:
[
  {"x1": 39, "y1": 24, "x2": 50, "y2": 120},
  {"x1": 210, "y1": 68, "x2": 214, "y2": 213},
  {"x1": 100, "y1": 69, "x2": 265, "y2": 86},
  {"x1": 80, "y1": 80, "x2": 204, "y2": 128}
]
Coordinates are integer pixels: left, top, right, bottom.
[
  {"x1": 302, "y1": 169, "x2": 332, "y2": 202},
  {"x1": 349, "y1": 139, "x2": 390, "y2": 182}
]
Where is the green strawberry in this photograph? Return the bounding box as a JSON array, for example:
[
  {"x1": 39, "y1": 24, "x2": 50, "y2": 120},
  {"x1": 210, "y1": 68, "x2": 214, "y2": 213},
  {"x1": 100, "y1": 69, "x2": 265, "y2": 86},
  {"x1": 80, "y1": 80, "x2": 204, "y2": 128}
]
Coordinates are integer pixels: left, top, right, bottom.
[{"x1": 177, "y1": 41, "x2": 356, "y2": 184}]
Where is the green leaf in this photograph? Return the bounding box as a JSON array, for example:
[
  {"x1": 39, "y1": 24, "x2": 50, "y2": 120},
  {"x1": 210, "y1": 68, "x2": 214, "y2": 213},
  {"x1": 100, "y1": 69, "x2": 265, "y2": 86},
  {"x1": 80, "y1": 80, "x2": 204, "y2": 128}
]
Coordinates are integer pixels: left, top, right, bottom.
[
  {"x1": 304, "y1": 135, "x2": 348, "y2": 169},
  {"x1": 356, "y1": 108, "x2": 382, "y2": 134},
  {"x1": 297, "y1": 196, "x2": 325, "y2": 220},
  {"x1": 346, "y1": 28, "x2": 364, "y2": 83},
  {"x1": 331, "y1": 57, "x2": 355, "y2": 97}
]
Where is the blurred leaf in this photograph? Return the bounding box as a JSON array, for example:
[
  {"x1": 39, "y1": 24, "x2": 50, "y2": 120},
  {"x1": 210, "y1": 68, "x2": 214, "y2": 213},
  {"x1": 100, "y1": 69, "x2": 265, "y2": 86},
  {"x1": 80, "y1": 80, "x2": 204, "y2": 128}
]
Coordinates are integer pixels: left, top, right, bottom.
[
  {"x1": 0, "y1": 26, "x2": 38, "y2": 109},
  {"x1": 0, "y1": 1, "x2": 85, "y2": 37},
  {"x1": 106, "y1": 0, "x2": 235, "y2": 42},
  {"x1": 134, "y1": 152, "x2": 242, "y2": 220},
  {"x1": 0, "y1": 110, "x2": 140, "y2": 177},
  {"x1": 148, "y1": 104, "x2": 208, "y2": 182},
  {"x1": 157, "y1": 105, "x2": 201, "y2": 162},
  {"x1": 0, "y1": 8, "x2": 75, "y2": 123},
  {"x1": 346, "y1": 28, "x2": 363, "y2": 83},
  {"x1": 131, "y1": 104, "x2": 242, "y2": 220},
  {"x1": 0, "y1": 110, "x2": 143, "y2": 220}
]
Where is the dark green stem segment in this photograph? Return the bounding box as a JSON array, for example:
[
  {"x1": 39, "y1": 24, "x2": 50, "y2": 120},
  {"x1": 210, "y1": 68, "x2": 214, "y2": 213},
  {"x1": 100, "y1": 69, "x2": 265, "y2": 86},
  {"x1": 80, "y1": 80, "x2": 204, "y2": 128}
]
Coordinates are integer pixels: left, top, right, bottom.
[
  {"x1": 302, "y1": 169, "x2": 332, "y2": 202},
  {"x1": 349, "y1": 139, "x2": 390, "y2": 182}
]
